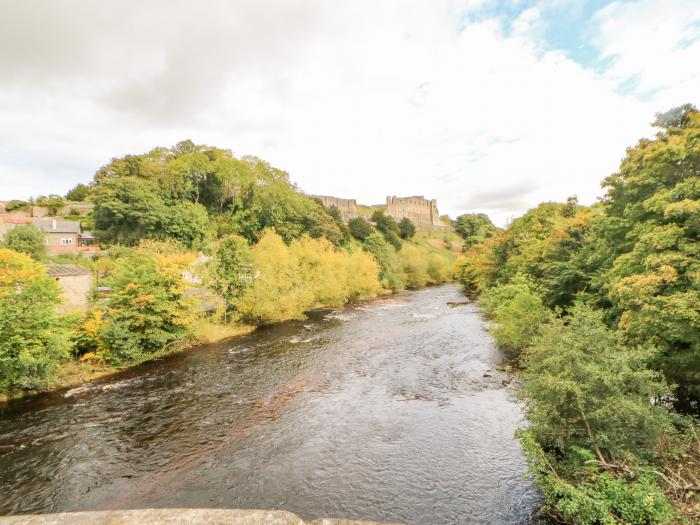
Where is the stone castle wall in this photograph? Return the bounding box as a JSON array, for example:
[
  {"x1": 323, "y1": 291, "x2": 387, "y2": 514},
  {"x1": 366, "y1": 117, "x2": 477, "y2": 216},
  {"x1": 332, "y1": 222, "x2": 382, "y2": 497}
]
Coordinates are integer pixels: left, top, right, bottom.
[
  {"x1": 313, "y1": 195, "x2": 359, "y2": 221},
  {"x1": 314, "y1": 194, "x2": 450, "y2": 231},
  {"x1": 385, "y1": 195, "x2": 444, "y2": 230}
]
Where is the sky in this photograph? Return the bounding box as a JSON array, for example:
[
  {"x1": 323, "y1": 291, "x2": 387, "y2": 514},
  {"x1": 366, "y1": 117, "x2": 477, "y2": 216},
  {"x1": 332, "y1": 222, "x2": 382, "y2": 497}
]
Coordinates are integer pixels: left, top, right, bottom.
[{"x1": 1, "y1": 0, "x2": 699, "y2": 225}]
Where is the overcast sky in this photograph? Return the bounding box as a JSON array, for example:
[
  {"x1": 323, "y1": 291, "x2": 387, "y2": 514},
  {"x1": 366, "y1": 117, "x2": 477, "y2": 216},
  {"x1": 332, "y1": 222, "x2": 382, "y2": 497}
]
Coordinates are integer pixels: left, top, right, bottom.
[{"x1": 1, "y1": 0, "x2": 699, "y2": 225}]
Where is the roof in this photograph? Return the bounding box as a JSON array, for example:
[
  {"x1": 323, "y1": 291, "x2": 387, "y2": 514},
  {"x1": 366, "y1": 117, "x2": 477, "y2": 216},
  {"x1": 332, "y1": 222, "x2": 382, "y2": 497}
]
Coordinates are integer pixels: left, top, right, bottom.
[
  {"x1": 46, "y1": 264, "x2": 92, "y2": 277},
  {"x1": 33, "y1": 218, "x2": 81, "y2": 234},
  {"x1": 0, "y1": 214, "x2": 33, "y2": 224}
]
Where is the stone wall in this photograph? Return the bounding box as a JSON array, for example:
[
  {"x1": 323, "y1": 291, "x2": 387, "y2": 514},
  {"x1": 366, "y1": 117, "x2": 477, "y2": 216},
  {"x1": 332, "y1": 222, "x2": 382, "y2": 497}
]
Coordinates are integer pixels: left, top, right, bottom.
[
  {"x1": 313, "y1": 195, "x2": 359, "y2": 221},
  {"x1": 0, "y1": 509, "x2": 403, "y2": 525},
  {"x1": 385, "y1": 195, "x2": 445, "y2": 230},
  {"x1": 55, "y1": 274, "x2": 92, "y2": 312}
]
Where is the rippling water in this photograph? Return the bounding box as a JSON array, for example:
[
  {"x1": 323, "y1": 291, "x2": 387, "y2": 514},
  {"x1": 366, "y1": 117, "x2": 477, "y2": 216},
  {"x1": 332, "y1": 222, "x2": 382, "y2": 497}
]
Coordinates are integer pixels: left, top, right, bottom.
[{"x1": 0, "y1": 284, "x2": 542, "y2": 524}]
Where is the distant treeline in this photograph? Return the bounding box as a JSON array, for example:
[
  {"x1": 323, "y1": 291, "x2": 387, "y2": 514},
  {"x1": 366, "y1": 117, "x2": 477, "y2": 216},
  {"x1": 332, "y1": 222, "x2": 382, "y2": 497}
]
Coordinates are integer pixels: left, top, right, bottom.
[{"x1": 457, "y1": 105, "x2": 700, "y2": 523}]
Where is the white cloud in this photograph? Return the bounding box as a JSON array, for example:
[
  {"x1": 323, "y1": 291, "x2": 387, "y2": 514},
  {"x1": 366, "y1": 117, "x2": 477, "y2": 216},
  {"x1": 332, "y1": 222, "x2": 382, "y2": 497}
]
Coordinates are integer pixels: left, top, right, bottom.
[
  {"x1": 0, "y1": 0, "x2": 698, "y2": 226},
  {"x1": 594, "y1": 0, "x2": 700, "y2": 103}
]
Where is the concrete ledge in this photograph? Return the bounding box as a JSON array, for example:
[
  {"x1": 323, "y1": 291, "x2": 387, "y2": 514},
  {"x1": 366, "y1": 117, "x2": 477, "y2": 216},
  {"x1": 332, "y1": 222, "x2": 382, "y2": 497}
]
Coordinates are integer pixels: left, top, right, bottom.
[{"x1": 0, "y1": 509, "x2": 402, "y2": 525}]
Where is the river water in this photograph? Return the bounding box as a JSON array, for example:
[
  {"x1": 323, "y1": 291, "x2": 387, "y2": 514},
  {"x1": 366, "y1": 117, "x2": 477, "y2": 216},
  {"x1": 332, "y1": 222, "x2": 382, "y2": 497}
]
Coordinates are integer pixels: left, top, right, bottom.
[{"x1": 0, "y1": 284, "x2": 542, "y2": 524}]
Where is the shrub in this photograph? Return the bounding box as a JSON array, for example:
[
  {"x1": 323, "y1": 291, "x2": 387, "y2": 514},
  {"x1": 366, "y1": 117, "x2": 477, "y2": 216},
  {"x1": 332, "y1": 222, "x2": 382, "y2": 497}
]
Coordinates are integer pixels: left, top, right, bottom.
[
  {"x1": 426, "y1": 253, "x2": 453, "y2": 283},
  {"x1": 4, "y1": 200, "x2": 28, "y2": 212},
  {"x1": 398, "y1": 244, "x2": 430, "y2": 289},
  {"x1": 523, "y1": 303, "x2": 673, "y2": 463},
  {"x1": 348, "y1": 217, "x2": 373, "y2": 241},
  {"x1": 3, "y1": 224, "x2": 46, "y2": 261},
  {"x1": 398, "y1": 218, "x2": 416, "y2": 239},
  {"x1": 491, "y1": 291, "x2": 550, "y2": 354},
  {"x1": 520, "y1": 431, "x2": 675, "y2": 525}
]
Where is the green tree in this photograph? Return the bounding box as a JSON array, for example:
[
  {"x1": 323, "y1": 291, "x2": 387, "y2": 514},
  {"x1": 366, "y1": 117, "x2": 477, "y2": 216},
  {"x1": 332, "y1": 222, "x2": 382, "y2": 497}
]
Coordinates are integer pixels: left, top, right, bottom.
[
  {"x1": 96, "y1": 246, "x2": 197, "y2": 364},
  {"x1": 523, "y1": 304, "x2": 672, "y2": 463},
  {"x1": 454, "y1": 213, "x2": 497, "y2": 247},
  {"x1": 3, "y1": 224, "x2": 46, "y2": 260},
  {"x1": 398, "y1": 218, "x2": 416, "y2": 239},
  {"x1": 596, "y1": 104, "x2": 700, "y2": 400},
  {"x1": 213, "y1": 234, "x2": 253, "y2": 320},
  {"x1": 92, "y1": 177, "x2": 209, "y2": 248},
  {"x1": 348, "y1": 217, "x2": 373, "y2": 241},
  {"x1": 65, "y1": 183, "x2": 91, "y2": 202},
  {"x1": 45, "y1": 195, "x2": 65, "y2": 216},
  {"x1": 491, "y1": 291, "x2": 550, "y2": 355},
  {"x1": 0, "y1": 249, "x2": 67, "y2": 390}
]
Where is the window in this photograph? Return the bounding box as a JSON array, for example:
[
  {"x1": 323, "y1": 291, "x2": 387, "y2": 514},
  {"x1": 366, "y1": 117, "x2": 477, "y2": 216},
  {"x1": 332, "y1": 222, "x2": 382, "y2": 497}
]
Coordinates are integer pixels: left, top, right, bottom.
[{"x1": 61, "y1": 238, "x2": 73, "y2": 245}]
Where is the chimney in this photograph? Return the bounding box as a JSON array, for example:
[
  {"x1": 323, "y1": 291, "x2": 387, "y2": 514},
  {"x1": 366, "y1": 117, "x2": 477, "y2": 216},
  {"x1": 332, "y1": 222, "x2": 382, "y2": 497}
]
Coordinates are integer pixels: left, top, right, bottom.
[{"x1": 52, "y1": 219, "x2": 57, "y2": 230}]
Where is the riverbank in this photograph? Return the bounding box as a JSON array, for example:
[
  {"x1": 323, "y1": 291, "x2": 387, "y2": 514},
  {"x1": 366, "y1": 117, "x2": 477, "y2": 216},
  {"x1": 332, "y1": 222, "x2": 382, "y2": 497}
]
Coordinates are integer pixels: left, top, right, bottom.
[
  {"x1": 0, "y1": 321, "x2": 257, "y2": 404},
  {"x1": 0, "y1": 281, "x2": 450, "y2": 405}
]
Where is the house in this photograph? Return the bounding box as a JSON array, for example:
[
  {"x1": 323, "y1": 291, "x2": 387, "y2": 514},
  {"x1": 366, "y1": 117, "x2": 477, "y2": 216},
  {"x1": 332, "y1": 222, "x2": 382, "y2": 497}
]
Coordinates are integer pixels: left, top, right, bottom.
[
  {"x1": 0, "y1": 214, "x2": 34, "y2": 241},
  {"x1": 46, "y1": 264, "x2": 93, "y2": 311},
  {"x1": 34, "y1": 218, "x2": 81, "y2": 253},
  {"x1": 0, "y1": 215, "x2": 99, "y2": 255}
]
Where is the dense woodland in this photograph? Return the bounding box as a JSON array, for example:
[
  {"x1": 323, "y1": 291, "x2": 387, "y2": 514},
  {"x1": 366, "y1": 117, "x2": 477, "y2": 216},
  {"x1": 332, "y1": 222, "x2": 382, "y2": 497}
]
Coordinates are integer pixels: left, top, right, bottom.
[
  {"x1": 0, "y1": 142, "x2": 457, "y2": 394},
  {"x1": 458, "y1": 105, "x2": 700, "y2": 523}
]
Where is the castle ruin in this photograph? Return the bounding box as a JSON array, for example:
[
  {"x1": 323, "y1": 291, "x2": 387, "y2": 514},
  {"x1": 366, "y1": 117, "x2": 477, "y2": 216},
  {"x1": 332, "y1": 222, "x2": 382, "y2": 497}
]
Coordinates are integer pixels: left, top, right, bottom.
[
  {"x1": 312, "y1": 195, "x2": 359, "y2": 222},
  {"x1": 385, "y1": 195, "x2": 443, "y2": 230},
  {"x1": 314, "y1": 193, "x2": 449, "y2": 231}
]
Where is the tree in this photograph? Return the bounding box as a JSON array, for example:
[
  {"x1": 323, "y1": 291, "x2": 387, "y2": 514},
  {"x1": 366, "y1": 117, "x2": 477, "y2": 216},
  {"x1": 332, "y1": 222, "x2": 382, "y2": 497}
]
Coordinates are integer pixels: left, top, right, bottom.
[
  {"x1": 212, "y1": 234, "x2": 253, "y2": 320},
  {"x1": 92, "y1": 177, "x2": 210, "y2": 248},
  {"x1": 326, "y1": 205, "x2": 350, "y2": 243},
  {"x1": 3, "y1": 224, "x2": 46, "y2": 260},
  {"x1": 371, "y1": 211, "x2": 402, "y2": 250},
  {"x1": 0, "y1": 249, "x2": 67, "y2": 389},
  {"x1": 96, "y1": 245, "x2": 197, "y2": 364},
  {"x1": 65, "y1": 183, "x2": 91, "y2": 202},
  {"x1": 597, "y1": 104, "x2": 700, "y2": 400},
  {"x1": 454, "y1": 213, "x2": 497, "y2": 247},
  {"x1": 523, "y1": 304, "x2": 672, "y2": 463},
  {"x1": 45, "y1": 195, "x2": 65, "y2": 216},
  {"x1": 398, "y1": 218, "x2": 416, "y2": 239},
  {"x1": 491, "y1": 291, "x2": 550, "y2": 355},
  {"x1": 371, "y1": 210, "x2": 399, "y2": 235},
  {"x1": 348, "y1": 217, "x2": 373, "y2": 241}
]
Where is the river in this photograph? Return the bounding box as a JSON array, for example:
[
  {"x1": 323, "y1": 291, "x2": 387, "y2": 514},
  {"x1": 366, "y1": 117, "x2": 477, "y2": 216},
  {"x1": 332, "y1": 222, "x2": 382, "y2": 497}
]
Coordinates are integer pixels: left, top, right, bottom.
[{"x1": 0, "y1": 284, "x2": 542, "y2": 524}]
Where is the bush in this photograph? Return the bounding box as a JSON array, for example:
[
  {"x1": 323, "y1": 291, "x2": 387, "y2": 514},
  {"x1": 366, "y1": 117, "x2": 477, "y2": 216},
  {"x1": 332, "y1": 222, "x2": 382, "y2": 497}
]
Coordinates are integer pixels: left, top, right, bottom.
[
  {"x1": 491, "y1": 291, "x2": 550, "y2": 354},
  {"x1": 523, "y1": 303, "x2": 673, "y2": 463},
  {"x1": 4, "y1": 199, "x2": 28, "y2": 212},
  {"x1": 3, "y1": 224, "x2": 46, "y2": 261},
  {"x1": 427, "y1": 253, "x2": 453, "y2": 283},
  {"x1": 0, "y1": 249, "x2": 67, "y2": 390},
  {"x1": 520, "y1": 431, "x2": 675, "y2": 525},
  {"x1": 398, "y1": 218, "x2": 416, "y2": 239},
  {"x1": 348, "y1": 217, "x2": 373, "y2": 241},
  {"x1": 398, "y1": 244, "x2": 430, "y2": 288}
]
